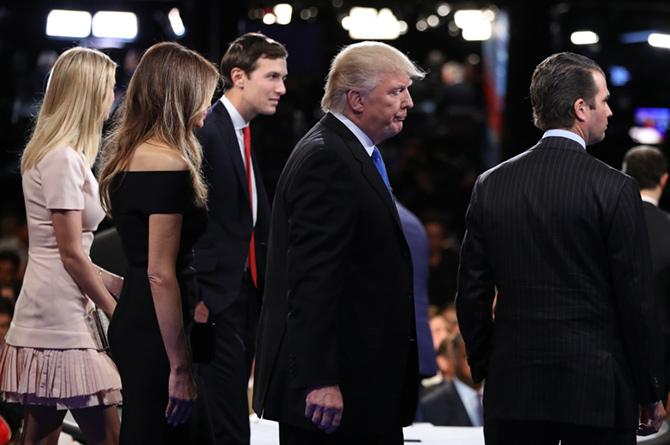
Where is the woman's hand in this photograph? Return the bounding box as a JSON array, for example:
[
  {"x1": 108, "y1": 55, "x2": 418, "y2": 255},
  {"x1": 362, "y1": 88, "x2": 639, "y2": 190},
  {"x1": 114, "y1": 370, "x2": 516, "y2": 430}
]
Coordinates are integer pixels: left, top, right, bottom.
[{"x1": 165, "y1": 367, "x2": 197, "y2": 426}]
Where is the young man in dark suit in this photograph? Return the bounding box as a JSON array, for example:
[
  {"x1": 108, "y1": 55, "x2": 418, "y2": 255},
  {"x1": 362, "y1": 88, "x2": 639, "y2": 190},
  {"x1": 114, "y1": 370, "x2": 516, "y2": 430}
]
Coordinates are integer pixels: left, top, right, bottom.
[
  {"x1": 253, "y1": 41, "x2": 424, "y2": 445},
  {"x1": 623, "y1": 145, "x2": 670, "y2": 408},
  {"x1": 457, "y1": 52, "x2": 665, "y2": 445},
  {"x1": 193, "y1": 32, "x2": 287, "y2": 445}
]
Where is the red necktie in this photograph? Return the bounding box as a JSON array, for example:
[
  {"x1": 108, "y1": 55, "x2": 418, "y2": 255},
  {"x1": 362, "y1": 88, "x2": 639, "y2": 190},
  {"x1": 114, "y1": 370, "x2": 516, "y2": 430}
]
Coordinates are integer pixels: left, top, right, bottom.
[{"x1": 243, "y1": 126, "x2": 257, "y2": 288}]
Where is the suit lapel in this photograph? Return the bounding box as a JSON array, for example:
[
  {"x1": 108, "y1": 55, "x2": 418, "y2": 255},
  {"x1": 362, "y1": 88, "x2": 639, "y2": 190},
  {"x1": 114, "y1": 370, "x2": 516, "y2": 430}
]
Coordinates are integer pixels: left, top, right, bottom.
[
  {"x1": 211, "y1": 101, "x2": 250, "y2": 203},
  {"x1": 321, "y1": 113, "x2": 403, "y2": 231}
]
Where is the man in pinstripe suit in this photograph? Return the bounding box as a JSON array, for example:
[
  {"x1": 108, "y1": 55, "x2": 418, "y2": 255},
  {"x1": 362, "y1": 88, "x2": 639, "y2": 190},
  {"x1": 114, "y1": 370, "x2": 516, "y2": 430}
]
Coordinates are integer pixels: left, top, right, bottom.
[{"x1": 456, "y1": 52, "x2": 665, "y2": 445}]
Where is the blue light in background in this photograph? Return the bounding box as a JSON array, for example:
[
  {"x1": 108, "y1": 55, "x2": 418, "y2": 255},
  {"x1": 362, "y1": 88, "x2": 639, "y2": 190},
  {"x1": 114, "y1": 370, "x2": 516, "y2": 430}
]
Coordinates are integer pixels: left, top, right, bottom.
[{"x1": 609, "y1": 65, "x2": 631, "y2": 87}]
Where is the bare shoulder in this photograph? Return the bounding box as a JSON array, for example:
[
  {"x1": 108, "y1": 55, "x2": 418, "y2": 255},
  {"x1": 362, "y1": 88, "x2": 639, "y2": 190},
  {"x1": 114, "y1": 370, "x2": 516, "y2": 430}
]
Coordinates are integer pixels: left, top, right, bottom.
[{"x1": 128, "y1": 143, "x2": 188, "y2": 172}]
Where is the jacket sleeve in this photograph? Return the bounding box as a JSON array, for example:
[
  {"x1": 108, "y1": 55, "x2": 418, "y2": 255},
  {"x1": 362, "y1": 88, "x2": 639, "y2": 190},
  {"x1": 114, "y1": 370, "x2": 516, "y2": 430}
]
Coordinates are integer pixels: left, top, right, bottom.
[
  {"x1": 455, "y1": 176, "x2": 496, "y2": 384},
  {"x1": 607, "y1": 177, "x2": 664, "y2": 403},
  {"x1": 283, "y1": 146, "x2": 356, "y2": 389}
]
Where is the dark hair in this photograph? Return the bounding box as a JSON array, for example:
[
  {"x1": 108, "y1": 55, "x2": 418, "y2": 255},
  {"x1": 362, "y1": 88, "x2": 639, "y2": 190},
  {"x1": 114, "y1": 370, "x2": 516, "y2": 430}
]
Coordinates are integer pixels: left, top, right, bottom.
[
  {"x1": 0, "y1": 298, "x2": 14, "y2": 317},
  {"x1": 622, "y1": 146, "x2": 669, "y2": 189},
  {"x1": 0, "y1": 251, "x2": 20, "y2": 271},
  {"x1": 437, "y1": 333, "x2": 464, "y2": 359},
  {"x1": 530, "y1": 52, "x2": 604, "y2": 131},
  {"x1": 220, "y1": 32, "x2": 287, "y2": 90}
]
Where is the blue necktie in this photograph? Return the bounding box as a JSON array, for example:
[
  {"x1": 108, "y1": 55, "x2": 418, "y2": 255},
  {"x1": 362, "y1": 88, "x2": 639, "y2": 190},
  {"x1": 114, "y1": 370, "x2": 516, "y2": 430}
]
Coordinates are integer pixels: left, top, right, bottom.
[{"x1": 371, "y1": 147, "x2": 392, "y2": 193}]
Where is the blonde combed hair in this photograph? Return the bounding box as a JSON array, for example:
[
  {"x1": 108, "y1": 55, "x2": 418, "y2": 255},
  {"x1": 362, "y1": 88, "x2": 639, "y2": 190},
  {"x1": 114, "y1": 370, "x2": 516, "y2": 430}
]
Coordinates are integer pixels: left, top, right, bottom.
[
  {"x1": 21, "y1": 47, "x2": 116, "y2": 173},
  {"x1": 321, "y1": 41, "x2": 425, "y2": 113},
  {"x1": 99, "y1": 42, "x2": 218, "y2": 214}
]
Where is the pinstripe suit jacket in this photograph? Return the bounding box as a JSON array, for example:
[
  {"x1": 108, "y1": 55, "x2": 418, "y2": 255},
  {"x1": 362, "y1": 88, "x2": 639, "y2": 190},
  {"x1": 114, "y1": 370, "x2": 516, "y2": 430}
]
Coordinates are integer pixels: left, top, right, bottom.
[{"x1": 456, "y1": 135, "x2": 663, "y2": 428}]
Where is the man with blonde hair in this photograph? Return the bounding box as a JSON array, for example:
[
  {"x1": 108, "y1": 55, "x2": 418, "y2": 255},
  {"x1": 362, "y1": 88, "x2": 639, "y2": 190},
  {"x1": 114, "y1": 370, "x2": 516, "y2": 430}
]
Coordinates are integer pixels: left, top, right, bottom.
[{"x1": 253, "y1": 41, "x2": 424, "y2": 444}]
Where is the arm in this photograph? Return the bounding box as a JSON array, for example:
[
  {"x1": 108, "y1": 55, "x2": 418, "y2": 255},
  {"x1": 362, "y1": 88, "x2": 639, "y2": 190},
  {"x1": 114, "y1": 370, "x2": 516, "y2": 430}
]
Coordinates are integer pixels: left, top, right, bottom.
[
  {"x1": 455, "y1": 177, "x2": 496, "y2": 384},
  {"x1": 285, "y1": 147, "x2": 355, "y2": 432},
  {"x1": 52, "y1": 210, "x2": 117, "y2": 317},
  {"x1": 98, "y1": 267, "x2": 123, "y2": 300},
  {"x1": 147, "y1": 213, "x2": 196, "y2": 426}
]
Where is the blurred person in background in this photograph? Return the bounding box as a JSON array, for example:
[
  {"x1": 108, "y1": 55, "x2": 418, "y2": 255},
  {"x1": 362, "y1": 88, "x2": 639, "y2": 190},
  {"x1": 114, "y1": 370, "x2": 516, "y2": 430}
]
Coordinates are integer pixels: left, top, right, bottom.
[
  {"x1": 424, "y1": 214, "x2": 459, "y2": 309},
  {"x1": 622, "y1": 145, "x2": 670, "y2": 410},
  {"x1": 0, "y1": 299, "x2": 20, "y2": 444},
  {"x1": 0, "y1": 47, "x2": 122, "y2": 445},
  {"x1": 0, "y1": 251, "x2": 21, "y2": 302},
  {"x1": 429, "y1": 313, "x2": 449, "y2": 351},
  {"x1": 421, "y1": 334, "x2": 483, "y2": 427},
  {"x1": 99, "y1": 42, "x2": 218, "y2": 445},
  {"x1": 395, "y1": 201, "x2": 437, "y2": 421},
  {"x1": 442, "y1": 303, "x2": 460, "y2": 337}
]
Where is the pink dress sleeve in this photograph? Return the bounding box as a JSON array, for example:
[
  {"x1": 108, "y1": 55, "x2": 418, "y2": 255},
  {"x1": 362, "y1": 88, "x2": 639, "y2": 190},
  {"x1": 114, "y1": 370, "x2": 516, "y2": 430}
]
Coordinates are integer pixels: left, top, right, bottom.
[{"x1": 40, "y1": 147, "x2": 86, "y2": 210}]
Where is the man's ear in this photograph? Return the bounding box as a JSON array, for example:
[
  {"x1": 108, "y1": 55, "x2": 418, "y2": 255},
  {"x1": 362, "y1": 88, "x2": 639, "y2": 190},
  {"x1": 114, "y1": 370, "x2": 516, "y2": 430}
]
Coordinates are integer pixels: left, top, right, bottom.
[
  {"x1": 573, "y1": 98, "x2": 588, "y2": 122},
  {"x1": 346, "y1": 90, "x2": 365, "y2": 113},
  {"x1": 230, "y1": 67, "x2": 246, "y2": 89},
  {"x1": 660, "y1": 172, "x2": 669, "y2": 190}
]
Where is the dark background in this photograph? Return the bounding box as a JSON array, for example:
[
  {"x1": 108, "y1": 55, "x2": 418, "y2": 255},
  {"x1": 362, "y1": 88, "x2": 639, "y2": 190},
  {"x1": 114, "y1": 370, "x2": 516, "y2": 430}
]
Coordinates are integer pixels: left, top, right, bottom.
[{"x1": 2, "y1": 0, "x2": 670, "y2": 238}]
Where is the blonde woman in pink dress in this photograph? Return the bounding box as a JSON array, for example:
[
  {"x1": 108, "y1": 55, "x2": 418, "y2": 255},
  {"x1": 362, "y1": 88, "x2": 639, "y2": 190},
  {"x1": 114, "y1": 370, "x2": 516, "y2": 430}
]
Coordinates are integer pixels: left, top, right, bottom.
[{"x1": 0, "y1": 47, "x2": 122, "y2": 445}]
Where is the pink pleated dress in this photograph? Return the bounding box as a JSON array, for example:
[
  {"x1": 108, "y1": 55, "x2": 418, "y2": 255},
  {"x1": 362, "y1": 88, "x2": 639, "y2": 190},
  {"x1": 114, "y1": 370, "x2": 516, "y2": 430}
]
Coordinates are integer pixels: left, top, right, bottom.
[{"x1": 0, "y1": 146, "x2": 122, "y2": 410}]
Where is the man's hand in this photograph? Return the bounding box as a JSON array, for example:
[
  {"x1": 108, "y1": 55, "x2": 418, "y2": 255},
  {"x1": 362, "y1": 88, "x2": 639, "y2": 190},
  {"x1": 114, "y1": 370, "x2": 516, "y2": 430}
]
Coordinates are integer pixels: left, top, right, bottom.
[
  {"x1": 194, "y1": 301, "x2": 209, "y2": 323},
  {"x1": 304, "y1": 385, "x2": 343, "y2": 434},
  {"x1": 638, "y1": 401, "x2": 666, "y2": 436}
]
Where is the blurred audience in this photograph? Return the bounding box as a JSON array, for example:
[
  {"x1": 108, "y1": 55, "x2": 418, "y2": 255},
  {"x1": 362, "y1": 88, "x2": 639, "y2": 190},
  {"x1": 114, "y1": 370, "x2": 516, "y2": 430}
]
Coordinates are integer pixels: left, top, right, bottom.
[
  {"x1": 429, "y1": 313, "x2": 449, "y2": 351},
  {"x1": 442, "y1": 303, "x2": 460, "y2": 337},
  {"x1": 420, "y1": 334, "x2": 483, "y2": 427},
  {"x1": 0, "y1": 251, "x2": 21, "y2": 302},
  {"x1": 424, "y1": 213, "x2": 459, "y2": 308}
]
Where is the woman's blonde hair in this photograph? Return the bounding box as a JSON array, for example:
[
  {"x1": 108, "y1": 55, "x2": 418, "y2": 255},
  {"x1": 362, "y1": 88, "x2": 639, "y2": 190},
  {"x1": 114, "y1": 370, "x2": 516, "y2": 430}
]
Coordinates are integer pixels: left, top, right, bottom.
[
  {"x1": 99, "y1": 42, "x2": 218, "y2": 213},
  {"x1": 21, "y1": 47, "x2": 116, "y2": 173},
  {"x1": 321, "y1": 41, "x2": 425, "y2": 113}
]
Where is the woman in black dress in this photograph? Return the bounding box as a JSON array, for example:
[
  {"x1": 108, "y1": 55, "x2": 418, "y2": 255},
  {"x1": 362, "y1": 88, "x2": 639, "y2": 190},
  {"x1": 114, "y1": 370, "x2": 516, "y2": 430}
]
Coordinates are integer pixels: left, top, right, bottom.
[{"x1": 98, "y1": 42, "x2": 218, "y2": 444}]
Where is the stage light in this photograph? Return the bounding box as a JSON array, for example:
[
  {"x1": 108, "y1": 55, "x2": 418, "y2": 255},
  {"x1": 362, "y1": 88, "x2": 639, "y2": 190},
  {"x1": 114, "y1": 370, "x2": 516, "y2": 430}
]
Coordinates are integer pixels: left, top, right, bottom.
[
  {"x1": 399, "y1": 20, "x2": 408, "y2": 35},
  {"x1": 570, "y1": 31, "x2": 599, "y2": 45},
  {"x1": 262, "y1": 13, "x2": 276, "y2": 25},
  {"x1": 274, "y1": 4, "x2": 292, "y2": 25},
  {"x1": 454, "y1": 9, "x2": 494, "y2": 41},
  {"x1": 649, "y1": 33, "x2": 670, "y2": 49},
  {"x1": 629, "y1": 127, "x2": 662, "y2": 145},
  {"x1": 46, "y1": 9, "x2": 91, "y2": 38},
  {"x1": 437, "y1": 3, "x2": 451, "y2": 17},
  {"x1": 462, "y1": 23, "x2": 491, "y2": 41},
  {"x1": 454, "y1": 10, "x2": 484, "y2": 29},
  {"x1": 92, "y1": 11, "x2": 137, "y2": 39},
  {"x1": 342, "y1": 7, "x2": 402, "y2": 40},
  {"x1": 168, "y1": 8, "x2": 185, "y2": 37},
  {"x1": 427, "y1": 15, "x2": 439, "y2": 27},
  {"x1": 416, "y1": 20, "x2": 428, "y2": 32}
]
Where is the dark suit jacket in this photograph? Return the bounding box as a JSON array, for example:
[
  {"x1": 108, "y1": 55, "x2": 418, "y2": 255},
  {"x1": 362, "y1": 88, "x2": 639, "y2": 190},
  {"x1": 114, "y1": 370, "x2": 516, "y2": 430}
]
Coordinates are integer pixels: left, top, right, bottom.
[
  {"x1": 396, "y1": 201, "x2": 437, "y2": 378},
  {"x1": 193, "y1": 101, "x2": 271, "y2": 316},
  {"x1": 456, "y1": 136, "x2": 663, "y2": 429},
  {"x1": 253, "y1": 113, "x2": 418, "y2": 433},
  {"x1": 420, "y1": 381, "x2": 473, "y2": 427},
  {"x1": 643, "y1": 202, "x2": 670, "y2": 333},
  {"x1": 642, "y1": 201, "x2": 670, "y2": 391}
]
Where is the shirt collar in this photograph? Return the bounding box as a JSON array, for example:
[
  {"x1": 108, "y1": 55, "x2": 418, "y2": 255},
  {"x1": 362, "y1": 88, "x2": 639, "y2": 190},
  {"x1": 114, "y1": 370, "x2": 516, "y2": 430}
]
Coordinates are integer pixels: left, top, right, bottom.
[
  {"x1": 640, "y1": 193, "x2": 659, "y2": 206},
  {"x1": 542, "y1": 129, "x2": 586, "y2": 149},
  {"x1": 220, "y1": 95, "x2": 248, "y2": 131},
  {"x1": 331, "y1": 112, "x2": 376, "y2": 157}
]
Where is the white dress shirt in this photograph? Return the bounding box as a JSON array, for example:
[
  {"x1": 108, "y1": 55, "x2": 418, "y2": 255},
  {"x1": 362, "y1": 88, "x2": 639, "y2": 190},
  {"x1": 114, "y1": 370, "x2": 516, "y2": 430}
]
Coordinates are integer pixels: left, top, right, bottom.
[
  {"x1": 452, "y1": 378, "x2": 484, "y2": 427},
  {"x1": 542, "y1": 129, "x2": 586, "y2": 149},
  {"x1": 331, "y1": 112, "x2": 376, "y2": 157},
  {"x1": 220, "y1": 95, "x2": 257, "y2": 225}
]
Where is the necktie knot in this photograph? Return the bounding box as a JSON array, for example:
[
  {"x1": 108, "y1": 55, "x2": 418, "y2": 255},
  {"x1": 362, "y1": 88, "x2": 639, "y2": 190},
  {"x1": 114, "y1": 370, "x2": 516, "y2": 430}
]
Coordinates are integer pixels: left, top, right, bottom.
[{"x1": 371, "y1": 147, "x2": 392, "y2": 193}]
